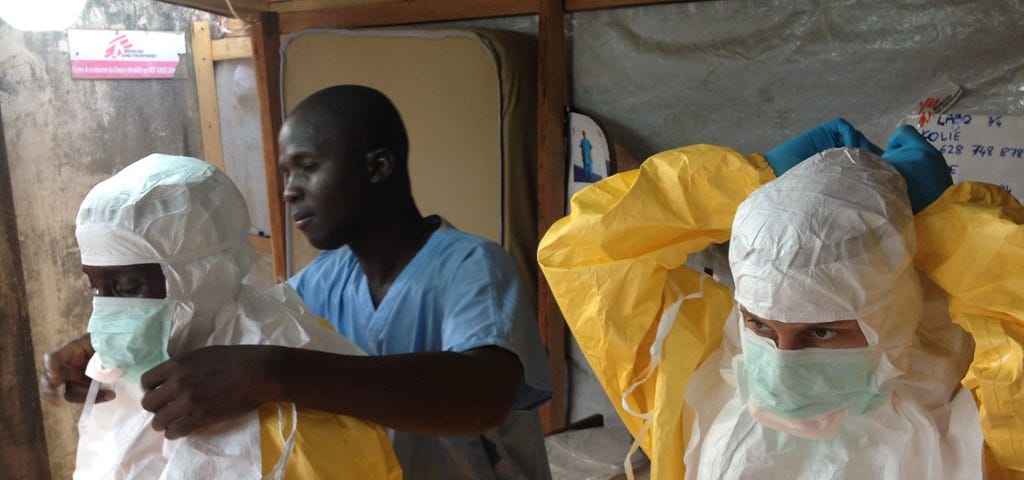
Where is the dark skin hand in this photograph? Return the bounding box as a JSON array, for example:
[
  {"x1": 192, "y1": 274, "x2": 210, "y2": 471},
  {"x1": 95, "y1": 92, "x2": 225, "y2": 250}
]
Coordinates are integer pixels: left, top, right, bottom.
[
  {"x1": 40, "y1": 263, "x2": 167, "y2": 403},
  {"x1": 40, "y1": 333, "x2": 115, "y2": 403},
  {"x1": 140, "y1": 344, "x2": 523, "y2": 440}
]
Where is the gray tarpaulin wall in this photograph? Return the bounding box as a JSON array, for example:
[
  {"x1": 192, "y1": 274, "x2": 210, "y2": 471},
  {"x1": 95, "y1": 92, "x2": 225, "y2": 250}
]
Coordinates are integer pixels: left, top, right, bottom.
[{"x1": 569, "y1": 0, "x2": 1024, "y2": 164}]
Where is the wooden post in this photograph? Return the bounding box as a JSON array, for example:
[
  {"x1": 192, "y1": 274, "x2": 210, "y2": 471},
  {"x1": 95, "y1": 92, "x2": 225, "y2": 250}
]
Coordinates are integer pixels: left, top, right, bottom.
[
  {"x1": 191, "y1": 21, "x2": 226, "y2": 171},
  {"x1": 537, "y1": 0, "x2": 568, "y2": 433},
  {"x1": 251, "y1": 12, "x2": 287, "y2": 281},
  {"x1": 0, "y1": 107, "x2": 52, "y2": 479}
]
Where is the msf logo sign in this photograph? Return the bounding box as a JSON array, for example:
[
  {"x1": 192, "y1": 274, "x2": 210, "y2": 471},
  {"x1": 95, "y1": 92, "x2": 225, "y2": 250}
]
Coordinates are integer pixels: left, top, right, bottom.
[{"x1": 105, "y1": 31, "x2": 133, "y2": 59}]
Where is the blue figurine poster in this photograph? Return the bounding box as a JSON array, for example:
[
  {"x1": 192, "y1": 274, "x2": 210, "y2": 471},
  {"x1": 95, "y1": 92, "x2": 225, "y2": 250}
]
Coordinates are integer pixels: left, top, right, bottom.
[{"x1": 567, "y1": 112, "x2": 610, "y2": 213}]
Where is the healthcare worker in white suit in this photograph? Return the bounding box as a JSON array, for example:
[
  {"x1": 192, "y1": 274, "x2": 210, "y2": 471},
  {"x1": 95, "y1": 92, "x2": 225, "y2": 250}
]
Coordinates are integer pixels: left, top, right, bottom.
[
  {"x1": 538, "y1": 120, "x2": 1024, "y2": 479},
  {"x1": 64, "y1": 154, "x2": 401, "y2": 479}
]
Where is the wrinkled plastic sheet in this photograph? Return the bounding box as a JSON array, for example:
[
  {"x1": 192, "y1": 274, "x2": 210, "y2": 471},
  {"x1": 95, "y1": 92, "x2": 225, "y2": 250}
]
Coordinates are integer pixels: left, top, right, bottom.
[
  {"x1": 545, "y1": 426, "x2": 650, "y2": 480},
  {"x1": 215, "y1": 59, "x2": 269, "y2": 235},
  {"x1": 569, "y1": 0, "x2": 1024, "y2": 163}
]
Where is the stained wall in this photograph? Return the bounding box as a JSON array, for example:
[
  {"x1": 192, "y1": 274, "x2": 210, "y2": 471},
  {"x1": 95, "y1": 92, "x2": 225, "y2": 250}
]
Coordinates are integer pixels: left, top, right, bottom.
[{"x1": 0, "y1": 1, "x2": 213, "y2": 476}]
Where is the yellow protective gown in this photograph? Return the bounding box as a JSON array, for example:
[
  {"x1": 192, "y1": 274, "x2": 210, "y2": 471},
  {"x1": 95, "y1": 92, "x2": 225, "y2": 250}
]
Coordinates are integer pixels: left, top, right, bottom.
[
  {"x1": 259, "y1": 402, "x2": 401, "y2": 479},
  {"x1": 537, "y1": 144, "x2": 1024, "y2": 479}
]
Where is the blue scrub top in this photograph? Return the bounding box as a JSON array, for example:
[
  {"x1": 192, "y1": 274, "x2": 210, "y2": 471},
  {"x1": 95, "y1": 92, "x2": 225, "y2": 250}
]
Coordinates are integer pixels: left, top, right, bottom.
[
  {"x1": 288, "y1": 217, "x2": 554, "y2": 479},
  {"x1": 288, "y1": 217, "x2": 551, "y2": 406}
]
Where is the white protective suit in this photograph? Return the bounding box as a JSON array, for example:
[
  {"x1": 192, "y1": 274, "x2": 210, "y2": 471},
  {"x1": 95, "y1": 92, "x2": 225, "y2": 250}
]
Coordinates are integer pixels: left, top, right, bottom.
[
  {"x1": 74, "y1": 154, "x2": 401, "y2": 479},
  {"x1": 684, "y1": 149, "x2": 982, "y2": 479}
]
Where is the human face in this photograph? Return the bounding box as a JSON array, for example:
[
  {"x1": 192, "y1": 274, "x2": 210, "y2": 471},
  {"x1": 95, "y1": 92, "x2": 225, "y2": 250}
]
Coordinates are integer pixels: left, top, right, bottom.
[
  {"x1": 740, "y1": 307, "x2": 868, "y2": 350},
  {"x1": 277, "y1": 118, "x2": 372, "y2": 250},
  {"x1": 83, "y1": 263, "x2": 166, "y2": 298}
]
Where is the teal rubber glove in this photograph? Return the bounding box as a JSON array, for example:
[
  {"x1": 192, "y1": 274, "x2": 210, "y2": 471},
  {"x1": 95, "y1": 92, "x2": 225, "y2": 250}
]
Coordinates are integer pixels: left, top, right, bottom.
[
  {"x1": 764, "y1": 118, "x2": 883, "y2": 177},
  {"x1": 881, "y1": 125, "x2": 952, "y2": 213}
]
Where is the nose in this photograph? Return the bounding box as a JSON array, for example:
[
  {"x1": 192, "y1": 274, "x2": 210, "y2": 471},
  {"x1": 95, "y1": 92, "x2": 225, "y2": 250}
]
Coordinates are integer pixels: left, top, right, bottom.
[
  {"x1": 775, "y1": 332, "x2": 804, "y2": 351},
  {"x1": 282, "y1": 175, "x2": 302, "y2": 204}
]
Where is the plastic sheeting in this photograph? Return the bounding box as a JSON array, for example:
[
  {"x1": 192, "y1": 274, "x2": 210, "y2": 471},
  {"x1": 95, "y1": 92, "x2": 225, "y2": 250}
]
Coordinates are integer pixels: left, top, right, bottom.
[
  {"x1": 545, "y1": 426, "x2": 649, "y2": 480},
  {"x1": 215, "y1": 59, "x2": 269, "y2": 236},
  {"x1": 569, "y1": 0, "x2": 1024, "y2": 161}
]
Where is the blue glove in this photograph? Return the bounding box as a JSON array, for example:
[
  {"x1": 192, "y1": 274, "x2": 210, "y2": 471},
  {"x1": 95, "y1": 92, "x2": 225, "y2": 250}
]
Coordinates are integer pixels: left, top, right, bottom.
[
  {"x1": 881, "y1": 125, "x2": 952, "y2": 213},
  {"x1": 764, "y1": 118, "x2": 883, "y2": 177}
]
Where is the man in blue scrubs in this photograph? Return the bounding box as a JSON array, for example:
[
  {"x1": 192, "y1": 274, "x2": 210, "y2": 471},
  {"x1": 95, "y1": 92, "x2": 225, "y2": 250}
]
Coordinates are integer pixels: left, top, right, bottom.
[{"x1": 43, "y1": 85, "x2": 553, "y2": 479}]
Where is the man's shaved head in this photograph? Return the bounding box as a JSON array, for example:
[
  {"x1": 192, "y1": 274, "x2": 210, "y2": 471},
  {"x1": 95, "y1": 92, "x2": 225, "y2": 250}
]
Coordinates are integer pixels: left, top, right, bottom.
[{"x1": 287, "y1": 85, "x2": 409, "y2": 174}]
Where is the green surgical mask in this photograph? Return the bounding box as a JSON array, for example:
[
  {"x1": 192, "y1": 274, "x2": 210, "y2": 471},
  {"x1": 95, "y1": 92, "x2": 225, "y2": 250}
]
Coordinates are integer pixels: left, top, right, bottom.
[
  {"x1": 87, "y1": 296, "x2": 172, "y2": 383},
  {"x1": 740, "y1": 329, "x2": 887, "y2": 429}
]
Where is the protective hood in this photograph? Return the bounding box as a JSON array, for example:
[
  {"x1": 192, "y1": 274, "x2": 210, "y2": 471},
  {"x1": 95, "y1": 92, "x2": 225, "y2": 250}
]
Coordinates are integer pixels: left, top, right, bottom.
[
  {"x1": 76, "y1": 154, "x2": 253, "y2": 354},
  {"x1": 74, "y1": 155, "x2": 395, "y2": 479},
  {"x1": 729, "y1": 147, "x2": 917, "y2": 390},
  {"x1": 684, "y1": 148, "x2": 981, "y2": 479}
]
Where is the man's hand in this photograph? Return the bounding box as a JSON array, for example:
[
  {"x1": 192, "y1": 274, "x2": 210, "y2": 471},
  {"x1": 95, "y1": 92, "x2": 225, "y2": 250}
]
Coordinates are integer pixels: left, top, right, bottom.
[
  {"x1": 40, "y1": 333, "x2": 115, "y2": 404},
  {"x1": 140, "y1": 345, "x2": 274, "y2": 440}
]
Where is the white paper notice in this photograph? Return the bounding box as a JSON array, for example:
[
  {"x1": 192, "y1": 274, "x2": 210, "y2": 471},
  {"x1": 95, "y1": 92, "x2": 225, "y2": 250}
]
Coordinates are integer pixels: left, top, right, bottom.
[
  {"x1": 68, "y1": 29, "x2": 186, "y2": 79},
  {"x1": 906, "y1": 113, "x2": 1024, "y2": 201}
]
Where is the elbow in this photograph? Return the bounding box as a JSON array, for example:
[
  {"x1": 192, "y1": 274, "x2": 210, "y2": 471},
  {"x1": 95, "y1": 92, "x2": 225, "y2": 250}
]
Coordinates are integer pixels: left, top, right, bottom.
[
  {"x1": 456, "y1": 347, "x2": 522, "y2": 433},
  {"x1": 458, "y1": 372, "x2": 519, "y2": 434}
]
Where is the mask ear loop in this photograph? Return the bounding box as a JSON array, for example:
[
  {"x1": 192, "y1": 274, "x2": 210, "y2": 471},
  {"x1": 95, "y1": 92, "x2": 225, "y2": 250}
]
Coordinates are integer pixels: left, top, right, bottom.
[
  {"x1": 263, "y1": 403, "x2": 299, "y2": 480},
  {"x1": 621, "y1": 275, "x2": 706, "y2": 480}
]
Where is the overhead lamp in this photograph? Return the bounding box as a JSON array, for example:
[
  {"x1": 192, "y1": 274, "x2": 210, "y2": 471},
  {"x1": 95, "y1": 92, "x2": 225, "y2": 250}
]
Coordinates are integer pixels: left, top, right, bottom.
[{"x1": 0, "y1": 0, "x2": 87, "y2": 32}]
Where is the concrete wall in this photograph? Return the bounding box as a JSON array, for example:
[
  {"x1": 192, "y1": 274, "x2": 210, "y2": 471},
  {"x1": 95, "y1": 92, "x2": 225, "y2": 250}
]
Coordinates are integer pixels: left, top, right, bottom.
[
  {"x1": 0, "y1": 107, "x2": 51, "y2": 480},
  {"x1": 0, "y1": 1, "x2": 213, "y2": 477}
]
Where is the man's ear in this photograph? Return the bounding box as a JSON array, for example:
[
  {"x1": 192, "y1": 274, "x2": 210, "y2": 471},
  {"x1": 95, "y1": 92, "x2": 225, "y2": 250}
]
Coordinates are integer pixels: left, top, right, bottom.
[{"x1": 365, "y1": 148, "x2": 395, "y2": 184}]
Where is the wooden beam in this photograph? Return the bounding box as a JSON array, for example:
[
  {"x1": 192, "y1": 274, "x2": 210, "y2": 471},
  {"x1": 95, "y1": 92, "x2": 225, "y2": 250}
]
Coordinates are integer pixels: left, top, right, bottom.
[
  {"x1": 251, "y1": 12, "x2": 288, "y2": 281},
  {"x1": 565, "y1": 0, "x2": 699, "y2": 11},
  {"x1": 191, "y1": 21, "x2": 227, "y2": 171},
  {"x1": 278, "y1": 0, "x2": 536, "y2": 32},
  {"x1": 161, "y1": 0, "x2": 705, "y2": 20},
  {"x1": 270, "y1": 0, "x2": 399, "y2": 13},
  {"x1": 156, "y1": 0, "x2": 269, "y2": 17},
  {"x1": 211, "y1": 35, "x2": 254, "y2": 61},
  {"x1": 0, "y1": 106, "x2": 52, "y2": 480},
  {"x1": 536, "y1": 0, "x2": 568, "y2": 434}
]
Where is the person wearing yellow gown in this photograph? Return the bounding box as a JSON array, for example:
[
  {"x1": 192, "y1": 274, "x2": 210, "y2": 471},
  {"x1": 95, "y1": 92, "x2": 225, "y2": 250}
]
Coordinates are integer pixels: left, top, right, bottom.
[{"x1": 539, "y1": 119, "x2": 1024, "y2": 479}]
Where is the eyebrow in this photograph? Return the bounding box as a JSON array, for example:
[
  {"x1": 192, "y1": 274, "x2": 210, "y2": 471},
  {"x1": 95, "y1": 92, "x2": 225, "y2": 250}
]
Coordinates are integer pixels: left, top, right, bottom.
[{"x1": 738, "y1": 308, "x2": 857, "y2": 327}]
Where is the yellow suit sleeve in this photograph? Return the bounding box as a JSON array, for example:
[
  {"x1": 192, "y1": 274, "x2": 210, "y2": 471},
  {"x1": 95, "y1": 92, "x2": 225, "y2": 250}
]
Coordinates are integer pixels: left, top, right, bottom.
[
  {"x1": 914, "y1": 181, "x2": 1024, "y2": 479},
  {"x1": 538, "y1": 145, "x2": 774, "y2": 480},
  {"x1": 259, "y1": 404, "x2": 402, "y2": 479}
]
